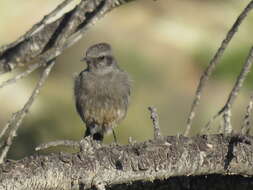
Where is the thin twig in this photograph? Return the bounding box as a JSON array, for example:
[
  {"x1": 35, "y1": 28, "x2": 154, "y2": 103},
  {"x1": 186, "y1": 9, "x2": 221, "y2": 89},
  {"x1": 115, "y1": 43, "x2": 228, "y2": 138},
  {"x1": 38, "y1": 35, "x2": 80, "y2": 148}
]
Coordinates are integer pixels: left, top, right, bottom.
[
  {"x1": 1, "y1": 0, "x2": 134, "y2": 73},
  {"x1": 202, "y1": 47, "x2": 253, "y2": 134},
  {"x1": 29, "y1": 0, "x2": 75, "y2": 37},
  {"x1": 0, "y1": 62, "x2": 43, "y2": 140},
  {"x1": 66, "y1": 0, "x2": 136, "y2": 50},
  {"x1": 35, "y1": 140, "x2": 80, "y2": 151},
  {"x1": 224, "y1": 47, "x2": 253, "y2": 108},
  {"x1": 112, "y1": 129, "x2": 117, "y2": 143},
  {"x1": 19, "y1": 0, "x2": 108, "y2": 69},
  {"x1": 202, "y1": 108, "x2": 225, "y2": 133},
  {"x1": 218, "y1": 119, "x2": 224, "y2": 134},
  {"x1": 148, "y1": 106, "x2": 161, "y2": 140},
  {"x1": 223, "y1": 109, "x2": 232, "y2": 134},
  {"x1": 0, "y1": 0, "x2": 75, "y2": 56},
  {"x1": 0, "y1": 113, "x2": 17, "y2": 141},
  {"x1": 63, "y1": 0, "x2": 109, "y2": 49},
  {"x1": 241, "y1": 95, "x2": 253, "y2": 135},
  {"x1": 53, "y1": 0, "x2": 89, "y2": 48},
  {"x1": 0, "y1": 0, "x2": 77, "y2": 73},
  {"x1": 0, "y1": 60, "x2": 55, "y2": 164},
  {"x1": 184, "y1": 1, "x2": 253, "y2": 136},
  {"x1": 128, "y1": 136, "x2": 136, "y2": 145},
  {"x1": 0, "y1": 62, "x2": 43, "y2": 89},
  {"x1": 222, "y1": 47, "x2": 253, "y2": 133}
]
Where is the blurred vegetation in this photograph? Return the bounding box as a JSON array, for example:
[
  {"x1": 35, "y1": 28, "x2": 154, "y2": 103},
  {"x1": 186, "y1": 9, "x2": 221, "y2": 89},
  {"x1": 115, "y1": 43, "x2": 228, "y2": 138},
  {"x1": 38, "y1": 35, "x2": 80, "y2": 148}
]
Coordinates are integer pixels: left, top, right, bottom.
[
  {"x1": 0, "y1": 0, "x2": 253, "y2": 160},
  {"x1": 193, "y1": 45, "x2": 253, "y2": 82}
]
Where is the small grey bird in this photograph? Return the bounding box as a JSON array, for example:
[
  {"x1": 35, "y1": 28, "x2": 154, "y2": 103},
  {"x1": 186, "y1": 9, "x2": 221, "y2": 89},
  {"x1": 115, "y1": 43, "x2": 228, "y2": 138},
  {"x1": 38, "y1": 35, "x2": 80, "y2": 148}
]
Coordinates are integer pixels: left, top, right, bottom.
[{"x1": 74, "y1": 43, "x2": 131, "y2": 141}]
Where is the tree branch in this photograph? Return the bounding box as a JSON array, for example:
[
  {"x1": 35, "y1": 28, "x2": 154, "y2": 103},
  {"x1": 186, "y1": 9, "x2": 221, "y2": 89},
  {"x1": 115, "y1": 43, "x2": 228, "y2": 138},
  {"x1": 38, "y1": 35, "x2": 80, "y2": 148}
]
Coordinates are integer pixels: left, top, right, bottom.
[
  {"x1": 0, "y1": 62, "x2": 43, "y2": 89},
  {"x1": 148, "y1": 106, "x2": 162, "y2": 140},
  {"x1": 184, "y1": 0, "x2": 253, "y2": 136},
  {"x1": 201, "y1": 47, "x2": 253, "y2": 134},
  {"x1": 0, "y1": 0, "x2": 135, "y2": 72},
  {"x1": 0, "y1": 0, "x2": 136, "y2": 165},
  {"x1": 0, "y1": 60, "x2": 56, "y2": 164},
  {"x1": 1, "y1": 1, "x2": 253, "y2": 190},
  {"x1": 241, "y1": 94, "x2": 253, "y2": 135},
  {"x1": 0, "y1": 134, "x2": 252, "y2": 190}
]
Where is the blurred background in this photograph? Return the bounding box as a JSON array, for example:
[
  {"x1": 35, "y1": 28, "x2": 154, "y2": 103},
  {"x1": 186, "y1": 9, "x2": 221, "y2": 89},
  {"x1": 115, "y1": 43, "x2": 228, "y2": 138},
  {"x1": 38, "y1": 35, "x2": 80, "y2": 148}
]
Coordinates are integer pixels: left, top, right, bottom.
[{"x1": 0, "y1": 0, "x2": 253, "y2": 159}]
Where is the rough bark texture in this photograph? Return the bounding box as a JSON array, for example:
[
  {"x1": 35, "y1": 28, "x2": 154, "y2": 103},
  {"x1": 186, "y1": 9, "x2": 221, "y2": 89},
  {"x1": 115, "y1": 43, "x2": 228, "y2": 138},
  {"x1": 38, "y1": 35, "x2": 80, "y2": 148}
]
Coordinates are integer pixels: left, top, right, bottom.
[
  {"x1": 0, "y1": 134, "x2": 253, "y2": 190},
  {"x1": 1, "y1": 0, "x2": 253, "y2": 189},
  {"x1": 0, "y1": 0, "x2": 135, "y2": 72}
]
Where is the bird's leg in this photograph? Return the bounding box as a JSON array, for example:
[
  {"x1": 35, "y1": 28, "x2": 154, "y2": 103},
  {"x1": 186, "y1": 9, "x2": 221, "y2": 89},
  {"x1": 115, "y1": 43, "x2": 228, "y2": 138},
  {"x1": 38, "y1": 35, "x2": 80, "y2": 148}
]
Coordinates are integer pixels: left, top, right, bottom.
[{"x1": 112, "y1": 129, "x2": 117, "y2": 143}]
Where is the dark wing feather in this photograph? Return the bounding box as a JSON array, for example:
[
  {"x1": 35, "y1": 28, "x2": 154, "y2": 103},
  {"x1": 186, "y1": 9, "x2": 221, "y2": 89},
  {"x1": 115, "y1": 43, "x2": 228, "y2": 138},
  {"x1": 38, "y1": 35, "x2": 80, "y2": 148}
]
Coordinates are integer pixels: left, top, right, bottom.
[{"x1": 74, "y1": 71, "x2": 86, "y2": 121}]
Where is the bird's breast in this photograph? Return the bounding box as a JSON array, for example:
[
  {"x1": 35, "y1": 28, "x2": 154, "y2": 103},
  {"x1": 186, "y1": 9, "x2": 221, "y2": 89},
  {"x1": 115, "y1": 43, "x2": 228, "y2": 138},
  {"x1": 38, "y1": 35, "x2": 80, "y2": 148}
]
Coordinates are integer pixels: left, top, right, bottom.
[{"x1": 79, "y1": 72, "x2": 129, "y2": 125}]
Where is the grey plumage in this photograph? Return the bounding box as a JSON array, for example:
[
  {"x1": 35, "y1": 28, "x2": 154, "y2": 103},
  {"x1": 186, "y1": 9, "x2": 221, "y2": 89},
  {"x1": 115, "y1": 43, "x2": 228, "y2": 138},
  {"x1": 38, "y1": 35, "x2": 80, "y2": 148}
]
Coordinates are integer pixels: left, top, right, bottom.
[{"x1": 74, "y1": 43, "x2": 131, "y2": 141}]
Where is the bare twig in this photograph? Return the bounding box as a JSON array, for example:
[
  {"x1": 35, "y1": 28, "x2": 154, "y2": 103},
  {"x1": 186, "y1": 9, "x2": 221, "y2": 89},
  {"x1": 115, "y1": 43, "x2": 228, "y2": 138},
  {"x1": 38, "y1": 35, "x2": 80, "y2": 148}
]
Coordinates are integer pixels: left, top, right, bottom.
[
  {"x1": 64, "y1": 1, "x2": 110, "y2": 48},
  {"x1": 112, "y1": 129, "x2": 118, "y2": 143},
  {"x1": 0, "y1": 113, "x2": 17, "y2": 141},
  {"x1": 36, "y1": 136, "x2": 101, "y2": 153},
  {"x1": 241, "y1": 95, "x2": 253, "y2": 135},
  {"x1": 0, "y1": 0, "x2": 135, "y2": 72},
  {"x1": 0, "y1": 0, "x2": 75, "y2": 56},
  {"x1": 203, "y1": 109, "x2": 224, "y2": 134},
  {"x1": 37, "y1": 0, "x2": 109, "y2": 64},
  {"x1": 28, "y1": 0, "x2": 75, "y2": 37},
  {"x1": 184, "y1": 1, "x2": 253, "y2": 136},
  {"x1": 218, "y1": 119, "x2": 224, "y2": 133},
  {"x1": 51, "y1": 0, "x2": 88, "y2": 49},
  {"x1": 0, "y1": 62, "x2": 43, "y2": 89},
  {"x1": 128, "y1": 136, "x2": 136, "y2": 144},
  {"x1": 0, "y1": 0, "x2": 136, "y2": 163},
  {"x1": 35, "y1": 140, "x2": 80, "y2": 151},
  {"x1": 0, "y1": 60, "x2": 55, "y2": 164},
  {"x1": 224, "y1": 47, "x2": 253, "y2": 108},
  {"x1": 56, "y1": 0, "x2": 121, "y2": 53},
  {"x1": 223, "y1": 109, "x2": 232, "y2": 134},
  {"x1": 202, "y1": 47, "x2": 253, "y2": 134},
  {"x1": 148, "y1": 106, "x2": 161, "y2": 140},
  {"x1": 0, "y1": 62, "x2": 45, "y2": 140}
]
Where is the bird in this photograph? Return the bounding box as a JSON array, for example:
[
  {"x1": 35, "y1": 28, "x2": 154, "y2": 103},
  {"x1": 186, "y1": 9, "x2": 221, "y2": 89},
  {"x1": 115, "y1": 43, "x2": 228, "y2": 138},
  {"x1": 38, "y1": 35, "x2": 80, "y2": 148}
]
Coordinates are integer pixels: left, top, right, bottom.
[{"x1": 74, "y1": 43, "x2": 131, "y2": 141}]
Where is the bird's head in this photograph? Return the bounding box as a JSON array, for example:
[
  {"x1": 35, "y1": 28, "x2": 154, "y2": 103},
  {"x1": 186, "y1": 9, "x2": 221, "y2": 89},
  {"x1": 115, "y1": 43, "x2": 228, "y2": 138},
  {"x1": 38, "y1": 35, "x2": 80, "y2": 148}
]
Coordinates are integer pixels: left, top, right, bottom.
[{"x1": 81, "y1": 43, "x2": 118, "y2": 74}]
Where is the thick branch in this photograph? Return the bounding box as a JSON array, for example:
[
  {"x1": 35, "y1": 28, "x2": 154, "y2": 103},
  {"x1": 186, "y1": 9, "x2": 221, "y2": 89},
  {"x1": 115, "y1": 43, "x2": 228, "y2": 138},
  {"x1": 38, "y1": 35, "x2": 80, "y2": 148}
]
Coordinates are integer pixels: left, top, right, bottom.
[
  {"x1": 0, "y1": 134, "x2": 253, "y2": 190},
  {"x1": 0, "y1": 0, "x2": 135, "y2": 72}
]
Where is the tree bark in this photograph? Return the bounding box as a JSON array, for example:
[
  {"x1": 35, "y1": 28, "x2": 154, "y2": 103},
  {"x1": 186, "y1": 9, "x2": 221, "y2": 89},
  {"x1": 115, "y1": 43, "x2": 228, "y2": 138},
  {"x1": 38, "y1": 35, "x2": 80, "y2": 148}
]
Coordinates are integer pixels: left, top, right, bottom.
[
  {"x1": 0, "y1": 0, "x2": 135, "y2": 72},
  {"x1": 1, "y1": 0, "x2": 253, "y2": 189},
  {"x1": 0, "y1": 134, "x2": 252, "y2": 190}
]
